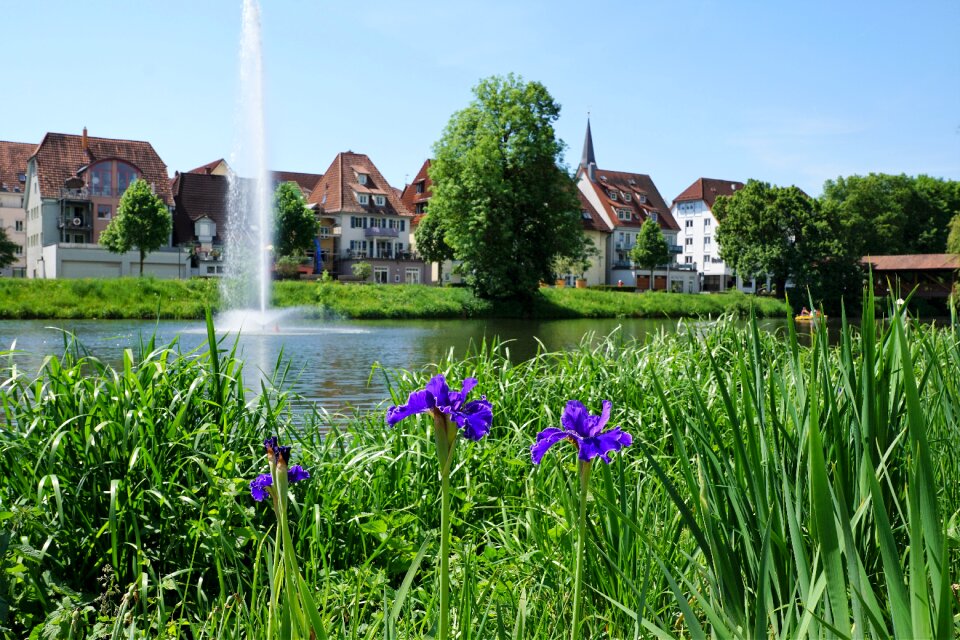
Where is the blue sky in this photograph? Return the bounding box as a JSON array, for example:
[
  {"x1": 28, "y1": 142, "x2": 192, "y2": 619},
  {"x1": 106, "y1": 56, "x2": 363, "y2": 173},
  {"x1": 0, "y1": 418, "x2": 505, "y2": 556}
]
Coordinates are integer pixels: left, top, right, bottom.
[{"x1": 6, "y1": 0, "x2": 959, "y2": 203}]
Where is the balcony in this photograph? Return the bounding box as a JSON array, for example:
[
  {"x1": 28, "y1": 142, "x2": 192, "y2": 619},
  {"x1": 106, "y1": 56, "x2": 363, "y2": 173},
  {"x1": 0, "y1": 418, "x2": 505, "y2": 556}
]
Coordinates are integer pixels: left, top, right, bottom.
[
  {"x1": 614, "y1": 242, "x2": 635, "y2": 250},
  {"x1": 60, "y1": 187, "x2": 90, "y2": 200},
  {"x1": 364, "y1": 227, "x2": 399, "y2": 238},
  {"x1": 668, "y1": 244, "x2": 683, "y2": 254}
]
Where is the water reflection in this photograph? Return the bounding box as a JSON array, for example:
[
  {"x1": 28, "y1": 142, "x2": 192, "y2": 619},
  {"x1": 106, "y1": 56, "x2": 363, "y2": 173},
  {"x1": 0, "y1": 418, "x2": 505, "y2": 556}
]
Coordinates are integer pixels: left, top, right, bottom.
[{"x1": 1, "y1": 316, "x2": 798, "y2": 415}]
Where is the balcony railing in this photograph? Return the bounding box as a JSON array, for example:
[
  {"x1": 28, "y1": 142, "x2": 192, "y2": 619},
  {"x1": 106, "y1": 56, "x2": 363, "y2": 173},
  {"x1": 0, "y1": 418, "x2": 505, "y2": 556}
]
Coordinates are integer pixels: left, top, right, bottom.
[
  {"x1": 60, "y1": 188, "x2": 90, "y2": 200},
  {"x1": 668, "y1": 244, "x2": 683, "y2": 254},
  {"x1": 341, "y1": 250, "x2": 422, "y2": 261},
  {"x1": 364, "y1": 227, "x2": 400, "y2": 238}
]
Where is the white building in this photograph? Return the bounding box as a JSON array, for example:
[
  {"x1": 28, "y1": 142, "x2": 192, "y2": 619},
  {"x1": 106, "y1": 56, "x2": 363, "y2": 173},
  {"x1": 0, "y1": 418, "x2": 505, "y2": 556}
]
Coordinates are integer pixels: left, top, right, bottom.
[
  {"x1": 0, "y1": 141, "x2": 35, "y2": 277},
  {"x1": 671, "y1": 178, "x2": 767, "y2": 293}
]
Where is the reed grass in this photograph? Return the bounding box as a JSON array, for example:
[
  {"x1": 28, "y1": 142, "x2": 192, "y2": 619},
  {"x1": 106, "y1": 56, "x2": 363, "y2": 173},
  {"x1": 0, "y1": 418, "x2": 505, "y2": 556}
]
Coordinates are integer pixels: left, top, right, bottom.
[{"x1": 0, "y1": 291, "x2": 956, "y2": 638}]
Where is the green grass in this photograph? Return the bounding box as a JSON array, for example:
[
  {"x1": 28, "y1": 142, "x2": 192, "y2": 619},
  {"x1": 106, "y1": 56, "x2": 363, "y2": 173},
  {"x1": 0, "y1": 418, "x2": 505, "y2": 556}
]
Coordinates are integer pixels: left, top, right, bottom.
[
  {"x1": 0, "y1": 294, "x2": 956, "y2": 638},
  {"x1": 0, "y1": 278, "x2": 789, "y2": 320}
]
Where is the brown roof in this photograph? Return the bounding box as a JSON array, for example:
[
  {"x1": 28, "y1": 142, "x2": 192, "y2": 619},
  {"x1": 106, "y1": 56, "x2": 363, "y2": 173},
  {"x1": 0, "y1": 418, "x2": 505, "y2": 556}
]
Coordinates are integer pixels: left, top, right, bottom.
[
  {"x1": 582, "y1": 169, "x2": 679, "y2": 232},
  {"x1": 0, "y1": 140, "x2": 35, "y2": 193},
  {"x1": 170, "y1": 171, "x2": 230, "y2": 245},
  {"x1": 400, "y1": 159, "x2": 433, "y2": 212},
  {"x1": 272, "y1": 170, "x2": 323, "y2": 196},
  {"x1": 673, "y1": 177, "x2": 745, "y2": 208},
  {"x1": 188, "y1": 158, "x2": 227, "y2": 175},
  {"x1": 577, "y1": 191, "x2": 610, "y2": 233},
  {"x1": 308, "y1": 151, "x2": 411, "y2": 217},
  {"x1": 32, "y1": 131, "x2": 172, "y2": 204},
  {"x1": 862, "y1": 254, "x2": 960, "y2": 271}
]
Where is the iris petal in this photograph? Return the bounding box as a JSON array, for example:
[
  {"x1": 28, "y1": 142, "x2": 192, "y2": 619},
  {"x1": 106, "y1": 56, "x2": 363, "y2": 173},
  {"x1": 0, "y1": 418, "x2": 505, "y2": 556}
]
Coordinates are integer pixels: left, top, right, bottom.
[
  {"x1": 287, "y1": 465, "x2": 310, "y2": 483},
  {"x1": 250, "y1": 473, "x2": 273, "y2": 501},
  {"x1": 561, "y1": 400, "x2": 589, "y2": 437},
  {"x1": 531, "y1": 427, "x2": 569, "y2": 464},
  {"x1": 387, "y1": 389, "x2": 434, "y2": 426},
  {"x1": 453, "y1": 398, "x2": 493, "y2": 441},
  {"x1": 425, "y1": 375, "x2": 451, "y2": 408}
]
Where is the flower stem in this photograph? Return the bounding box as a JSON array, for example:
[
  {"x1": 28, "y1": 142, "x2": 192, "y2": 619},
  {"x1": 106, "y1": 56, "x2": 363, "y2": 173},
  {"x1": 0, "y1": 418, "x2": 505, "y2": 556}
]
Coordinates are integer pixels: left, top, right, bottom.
[
  {"x1": 571, "y1": 459, "x2": 591, "y2": 640},
  {"x1": 439, "y1": 455, "x2": 452, "y2": 640}
]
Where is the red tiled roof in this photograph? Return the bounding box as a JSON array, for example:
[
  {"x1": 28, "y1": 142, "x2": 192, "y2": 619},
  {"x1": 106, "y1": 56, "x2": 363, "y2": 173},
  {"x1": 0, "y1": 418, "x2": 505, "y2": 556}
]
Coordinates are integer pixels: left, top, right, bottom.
[
  {"x1": 308, "y1": 151, "x2": 411, "y2": 217},
  {"x1": 170, "y1": 171, "x2": 230, "y2": 245},
  {"x1": 862, "y1": 254, "x2": 960, "y2": 271},
  {"x1": 32, "y1": 132, "x2": 172, "y2": 204},
  {"x1": 583, "y1": 169, "x2": 679, "y2": 232},
  {"x1": 577, "y1": 191, "x2": 610, "y2": 233},
  {"x1": 673, "y1": 177, "x2": 744, "y2": 208},
  {"x1": 271, "y1": 170, "x2": 323, "y2": 196},
  {"x1": 188, "y1": 159, "x2": 227, "y2": 175},
  {"x1": 400, "y1": 159, "x2": 433, "y2": 213},
  {"x1": 0, "y1": 140, "x2": 35, "y2": 193}
]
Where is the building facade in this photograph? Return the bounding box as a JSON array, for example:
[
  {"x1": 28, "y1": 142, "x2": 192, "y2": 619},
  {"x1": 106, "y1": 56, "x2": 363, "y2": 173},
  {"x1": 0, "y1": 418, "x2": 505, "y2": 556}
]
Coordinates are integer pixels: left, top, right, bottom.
[
  {"x1": 308, "y1": 152, "x2": 428, "y2": 284},
  {"x1": 671, "y1": 178, "x2": 766, "y2": 293},
  {"x1": 0, "y1": 141, "x2": 34, "y2": 277},
  {"x1": 23, "y1": 129, "x2": 176, "y2": 278}
]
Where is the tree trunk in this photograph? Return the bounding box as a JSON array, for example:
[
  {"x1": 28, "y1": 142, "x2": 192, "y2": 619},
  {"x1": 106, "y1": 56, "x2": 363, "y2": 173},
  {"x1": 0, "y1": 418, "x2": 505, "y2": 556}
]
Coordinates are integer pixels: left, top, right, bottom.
[
  {"x1": 775, "y1": 276, "x2": 787, "y2": 299},
  {"x1": 649, "y1": 268, "x2": 654, "y2": 291},
  {"x1": 139, "y1": 249, "x2": 145, "y2": 276}
]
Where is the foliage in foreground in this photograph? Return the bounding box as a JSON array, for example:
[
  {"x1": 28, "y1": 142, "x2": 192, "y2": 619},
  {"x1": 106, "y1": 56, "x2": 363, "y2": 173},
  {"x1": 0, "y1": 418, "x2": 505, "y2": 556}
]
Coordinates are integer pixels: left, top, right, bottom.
[{"x1": 1, "y1": 298, "x2": 957, "y2": 638}]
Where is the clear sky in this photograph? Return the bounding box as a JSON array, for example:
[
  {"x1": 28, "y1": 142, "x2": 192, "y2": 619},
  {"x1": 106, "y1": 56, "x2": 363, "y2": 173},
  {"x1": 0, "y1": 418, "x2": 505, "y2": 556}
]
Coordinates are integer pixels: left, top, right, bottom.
[{"x1": 6, "y1": 0, "x2": 959, "y2": 203}]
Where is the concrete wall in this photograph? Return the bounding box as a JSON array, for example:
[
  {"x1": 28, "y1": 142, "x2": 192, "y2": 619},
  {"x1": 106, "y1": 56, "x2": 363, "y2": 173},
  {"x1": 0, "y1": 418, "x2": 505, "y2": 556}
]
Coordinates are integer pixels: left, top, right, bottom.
[
  {"x1": 37, "y1": 244, "x2": 189, "y2": 279},
  {"x1": 0, "y1": 190, "x2": 26, "y2": 276}
]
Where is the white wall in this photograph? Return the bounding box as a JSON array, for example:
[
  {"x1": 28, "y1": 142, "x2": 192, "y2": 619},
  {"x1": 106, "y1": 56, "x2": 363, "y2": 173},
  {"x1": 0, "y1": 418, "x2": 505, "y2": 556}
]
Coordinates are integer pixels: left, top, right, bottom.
[{"x1": 37, "y1": 244, "x2": 189, "y2": 279}]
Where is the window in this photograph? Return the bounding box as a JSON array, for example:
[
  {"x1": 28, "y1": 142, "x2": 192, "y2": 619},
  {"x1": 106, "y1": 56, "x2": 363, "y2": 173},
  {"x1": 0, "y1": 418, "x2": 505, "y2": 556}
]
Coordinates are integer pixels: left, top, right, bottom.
[
  {"x1": 581, "y1": 211, "x2": 591, "y2": 220},
  {"x1": 704, "y1": 255, "x2": 711, "y2": 264},
  {"x1": 319, "y1": 226, "x2": 330, "y2": 238},
  {"x1": 357, "y1": 173, "x2": 368, "y2": 185},
  {"x1": 373, "y1": 195, "x2": 385, "y2": 206},
  {"x1": 14, "y1": 220, "x2": 23, "y2": 231},
  {"x1": 415, "y1": 181, "x2": 424, "y2": 194},
  {"x1": 415, "y1": 202, "x2": 427, "y2": 214},
  {"x1": 704, "y1": 218, "x2": 712, "y2": 227},
  {"x1": 14, "y1": 245, "x2": 23, "y2": 255},
  {"x1": 116, "y1": 162, "x2": 139, "y2": 196},
  {"x1": 357, "y1": 193, "x2": 369, "y2": 205},
  {"x1": 617, "y1": 209, "x2": 631, "y2": 221},
  {"x1": 622, "y1": 192, "x2": 632, "y2": 202},
  {"x1": 639, "y1": 195, "x2": 647, "y2": 203},
  {"x1": 704, "y1": 237, "x2": 712, "y2": 246},
  {"x1": 400, "y1": 220, "x2": 406, "y2": 231},
  {"x1": 374, "y1": 267, "x2": 389, "y2": 283},
  {"x1": 650, "y1": 212, "x2": 658, "y2": 222},
  {"x1": 405, "y1": 268, "x2": 420, "y2": 284},
  {"x1": 97, "y1": 205, "x2": 112, "y2": 220},
  {"x1": 608, "y1": 190, "x2": 618, "y2": 201},
  {"x1": 685, "y1": 256, "x2": 693, "y2": 264},
  {"x1": 685, "y1": 237, "x2": 693, "y2": 246},
  {"x1": 90, "y1": 162, "x2": 113, "y2": 196},
  {"x1": 685, "y1": 219, "x2": 693, "y2": 228},
  {"x1": 350, "y1": 216, "x2": 367, "y2": 228}
]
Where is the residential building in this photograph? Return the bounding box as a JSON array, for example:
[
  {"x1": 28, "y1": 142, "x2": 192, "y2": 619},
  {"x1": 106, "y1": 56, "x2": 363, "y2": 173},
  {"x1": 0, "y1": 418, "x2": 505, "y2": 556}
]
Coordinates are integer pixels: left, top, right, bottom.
[
  {"x1": 308, "y1": 152, "x2": 428, "y2": 284},
  {"x1": 576, "y1": 120, "x2": 689, "y2": 290},
  {"x1": 400, "y1": 159, "x2": 465, "y2": 285},
  {"x1": 23, "y1": 128, "x2": 182, "y2": 278},
  {"x1": 863, "y1": 254, "x2": 959, "y2": 303},
  {"x1": 0, "y1": 141, "x2": 34, "y2": 277},
  {"x1": 172, "y1": 159, "x2": 324, "y2": 276},
  {"x1": 671, "y1": 177, "x2": 764, "y2": 292}
]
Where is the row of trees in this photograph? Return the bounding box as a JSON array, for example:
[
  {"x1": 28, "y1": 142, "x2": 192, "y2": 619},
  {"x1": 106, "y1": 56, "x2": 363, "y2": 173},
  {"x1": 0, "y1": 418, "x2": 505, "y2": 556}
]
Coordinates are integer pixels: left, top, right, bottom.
[{"x1": 714, "y1": 176, "x2": 960, "y2": 310}]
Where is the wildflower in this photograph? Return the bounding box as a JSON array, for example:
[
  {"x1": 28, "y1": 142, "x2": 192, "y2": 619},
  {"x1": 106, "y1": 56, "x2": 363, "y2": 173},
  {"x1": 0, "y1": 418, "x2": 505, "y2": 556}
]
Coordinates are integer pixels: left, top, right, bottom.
[
  {"x1": 387, "y1": 374, "x2": 492, "y2": 440},
  {"x1": 531, "y1": 400, "x2": 633, "y2": 464},
  {"x1": 249, "y1": 437, "x2": 309, "y2": 502},
  {"x1": 250, "y1": 473, "x2": 273, "y2": 501}
]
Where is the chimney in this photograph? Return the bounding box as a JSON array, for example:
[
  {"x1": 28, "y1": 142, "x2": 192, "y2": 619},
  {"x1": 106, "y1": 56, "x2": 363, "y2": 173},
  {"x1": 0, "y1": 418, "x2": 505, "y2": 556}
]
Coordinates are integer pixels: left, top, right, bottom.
[{"x1": 82, "y1": 127, "x2": 88, "y2": 152}]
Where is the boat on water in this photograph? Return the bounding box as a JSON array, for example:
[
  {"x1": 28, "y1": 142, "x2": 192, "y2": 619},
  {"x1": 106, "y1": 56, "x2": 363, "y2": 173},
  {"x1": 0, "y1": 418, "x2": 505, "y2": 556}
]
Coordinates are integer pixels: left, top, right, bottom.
[{"x1": 794, "y1": 312, "x2": 826, "y2": 323}]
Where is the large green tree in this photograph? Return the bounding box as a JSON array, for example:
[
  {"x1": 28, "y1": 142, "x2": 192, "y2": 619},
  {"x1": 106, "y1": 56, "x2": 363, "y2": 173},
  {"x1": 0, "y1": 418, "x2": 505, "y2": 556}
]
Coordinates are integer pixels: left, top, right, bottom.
[
  {"x1": 820, "y1": 173, "x2": 960, "y2": 256},
  {"x1": 413, "y1": 212, "x2": 454, "y2": 282},
  {"x1": 0, "y1": 227, "x2": 17, "y2": 269},
  {"x1": 714, "y1": 180, "x2": 861, "y2": 308},
  {"x1": 630, "y1": 219, "x2": 670, "y2": 291},
  {"x1": 428, "y1": 74, "x2": 583, "y2": 300},
  {"x1": 274, "y1": 181, "x2": 319, "y2": 258},
  {"x1": 100, "y1": 178, "x2": 172, "y2": 275},
  {"x1": 948, "y1": 214, "x2": 960, "y2": 255}
]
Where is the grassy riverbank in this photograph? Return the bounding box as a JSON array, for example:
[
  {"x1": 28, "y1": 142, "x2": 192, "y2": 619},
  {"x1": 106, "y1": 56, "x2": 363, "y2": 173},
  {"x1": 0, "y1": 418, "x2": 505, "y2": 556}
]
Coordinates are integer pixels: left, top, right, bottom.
[
  {"x1": 0, "y1": 277, "x2": 790, "y2": 320},
  {"x1": 1, "y1": 300, "x2": 956, "y2": 637}
]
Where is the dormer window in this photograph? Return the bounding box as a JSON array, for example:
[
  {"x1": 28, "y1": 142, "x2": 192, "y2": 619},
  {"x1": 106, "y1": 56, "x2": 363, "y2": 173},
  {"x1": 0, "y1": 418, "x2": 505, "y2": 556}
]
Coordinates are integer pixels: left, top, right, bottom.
[
  {"x1": 581, "y1": 211, "x2": 591, "y2": 220},
  {"x1": 622, "y1": 192, "x2": 632, "y2": 202},
  {"x1": 357, "y1": 173, "x2": 368, "y2": 185},
  {"x1": 617, "y1": 208, "x2": 631, "y2": 221},
  {"x1": 373, "y1": 194, "x2": 385, "y2": 206},
  {"x1": 608, "y1": 190, "x2": 618, "y2": 201},
  {"x1": 638, "y1": 194, "x2": 647, "y2": 203},
  {"x1": 356, "y1": 192, "x2": 369, "y2": 205},
  {"x1": 650, "y1": 212, "x2": 659, "y2": 222},
  {"x1": 415, "y1": 181, "x2": 424, "y2": 194}
]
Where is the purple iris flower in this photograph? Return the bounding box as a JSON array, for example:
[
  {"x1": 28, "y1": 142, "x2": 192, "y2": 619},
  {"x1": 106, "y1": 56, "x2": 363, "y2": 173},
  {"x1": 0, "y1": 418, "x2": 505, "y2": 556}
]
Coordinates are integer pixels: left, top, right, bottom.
[
  {"x1": 251, "y1": 437, "x2": 311, "y2": 501},
  {"x1": 387, "y1": 374, "x2": 493, "y2": 441},
  {"x1": 286, "y1": 465, "x2": 310, "y2": 483},
  {"x1": 250, "y1": 473, "x2": 273, "y2": 501},
  {"x1": 531, "y1": 400, "x2": 632, "y2": 464}
]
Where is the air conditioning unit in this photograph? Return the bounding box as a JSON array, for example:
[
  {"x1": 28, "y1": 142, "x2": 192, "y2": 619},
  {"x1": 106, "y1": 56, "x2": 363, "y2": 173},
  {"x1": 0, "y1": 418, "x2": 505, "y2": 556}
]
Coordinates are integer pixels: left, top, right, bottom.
[{"x1": 72, "y1": 217, "x2": 83, "y2": 227}]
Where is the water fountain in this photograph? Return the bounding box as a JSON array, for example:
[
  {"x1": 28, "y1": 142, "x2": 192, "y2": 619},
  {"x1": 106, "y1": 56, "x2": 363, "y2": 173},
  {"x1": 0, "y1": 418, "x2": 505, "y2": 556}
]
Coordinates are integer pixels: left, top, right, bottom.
[{"x1": 219, "y1": 0, "x2": 279, "y2": 332}]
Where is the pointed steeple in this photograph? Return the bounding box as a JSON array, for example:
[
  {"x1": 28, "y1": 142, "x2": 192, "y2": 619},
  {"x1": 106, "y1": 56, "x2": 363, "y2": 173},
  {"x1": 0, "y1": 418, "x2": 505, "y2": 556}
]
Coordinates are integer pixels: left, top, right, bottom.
[
  {"x1": 581, "y1": 118, "x2": 596, "y2": 168},
  {"x1": 581, "y1": 117, "x2": 597, "y2": 181}
]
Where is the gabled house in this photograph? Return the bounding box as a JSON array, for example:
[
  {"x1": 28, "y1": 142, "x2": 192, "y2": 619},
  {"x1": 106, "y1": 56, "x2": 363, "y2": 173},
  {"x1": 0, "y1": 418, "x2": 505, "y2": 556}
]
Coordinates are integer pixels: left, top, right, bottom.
[
  {"x1": 575, "y1": 120, "x2": 689, "y2": 290},
  {"x1": 671, "y1": 178, "x2": 763, "y2": 292},
  {"x1": 400, "y1": 160, "x2": 432, "y2": 215},
  {"x1": 23, "y1": 128, "x2": 181, "y2": 279},
  {"x1": 308, "y1": 152, "x2": 428, "y2": 284},
  {"x1": 0, "y1": 140, "x2": 35, "y2": 277}
]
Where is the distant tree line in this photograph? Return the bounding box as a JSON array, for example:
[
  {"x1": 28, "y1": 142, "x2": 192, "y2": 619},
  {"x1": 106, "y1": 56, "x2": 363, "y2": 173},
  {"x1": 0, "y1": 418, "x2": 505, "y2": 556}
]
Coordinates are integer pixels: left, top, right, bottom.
[{"x1": 714, "y1": 174, "x2": 960, "y2": 312}]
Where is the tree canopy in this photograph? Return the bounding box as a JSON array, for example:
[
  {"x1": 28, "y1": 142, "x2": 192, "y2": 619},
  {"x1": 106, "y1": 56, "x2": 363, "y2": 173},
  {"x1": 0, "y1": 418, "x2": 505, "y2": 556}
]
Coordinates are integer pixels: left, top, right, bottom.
[
  {"x1": 948, "y1": 214, "x2": 960, "y2": 255},
  {"x1": 630, "y1": 219, "x2": 670, "y2": 290},
  {"x1": 820, "y1": 173, "x2": 960, "y2": 255},
  {"x1": 428, "y1": 74, "x2": 583, "y2": 300},
  {"x1": 273, "y1": 182, "x2": 318, "y2": 258},
  {"x1": 99, "y1": 179, "x2": 172, "y2": 275},
  {"x1": 714, "y1": 179, "x2": 861, "y2": 308},
  {"x1": 0, "y1": 227, "x2": 17, "y2": 269},
  {"x1": 413, "y1": 212, "x2": 454, "y2": 281}
]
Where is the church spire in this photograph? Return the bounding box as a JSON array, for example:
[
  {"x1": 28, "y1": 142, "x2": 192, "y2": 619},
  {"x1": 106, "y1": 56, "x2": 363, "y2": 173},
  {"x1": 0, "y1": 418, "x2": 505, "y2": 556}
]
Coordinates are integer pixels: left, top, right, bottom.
[{"x1": 581, "y1": 117, "x2": 597, "y2": 181}]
